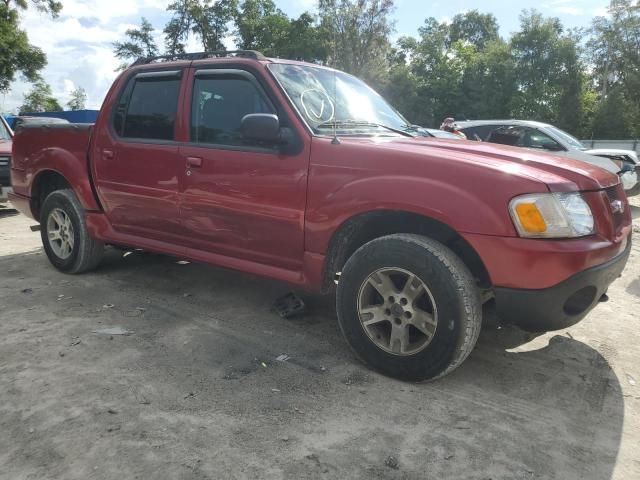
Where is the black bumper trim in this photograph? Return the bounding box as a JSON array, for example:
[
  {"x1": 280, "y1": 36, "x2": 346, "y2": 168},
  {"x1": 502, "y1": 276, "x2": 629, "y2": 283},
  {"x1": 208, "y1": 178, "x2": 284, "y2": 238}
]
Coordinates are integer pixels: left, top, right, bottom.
[{"x1": 494, "y1": 240, "x2": 631, "y2": 331}]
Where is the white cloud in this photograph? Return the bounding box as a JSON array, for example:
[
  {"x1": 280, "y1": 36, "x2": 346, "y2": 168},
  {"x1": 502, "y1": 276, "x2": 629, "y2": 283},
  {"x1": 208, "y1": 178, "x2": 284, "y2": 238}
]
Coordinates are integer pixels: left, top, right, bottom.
[
  {"x1": 2, "y1": 1, "x2": 170, "y2": 113},
  {"x1": 554, "y1": 6, "x2": 584, "y2": 16},
  {"x1": 593, "y1": 7, "x2": 610, "y2": 17}
]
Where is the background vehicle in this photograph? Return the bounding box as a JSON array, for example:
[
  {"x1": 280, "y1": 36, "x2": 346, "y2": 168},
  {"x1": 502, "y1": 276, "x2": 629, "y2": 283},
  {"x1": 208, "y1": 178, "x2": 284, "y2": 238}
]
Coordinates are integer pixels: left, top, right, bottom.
[
  {"x1": 456, "y1": 120, "x2": 639, "y2": 196},
  {"x1": 419, "y1": 127, "x2": 463, "y2": 140},
  {"x1": 9, "y1": 51, "x2": 632, "y2": 381},
  {"x1": 0, "y1": 115, "x2": 13, "y2": 199},
  {"x1": 12, "y1": 116, "x2": 70, "y2": 130}
]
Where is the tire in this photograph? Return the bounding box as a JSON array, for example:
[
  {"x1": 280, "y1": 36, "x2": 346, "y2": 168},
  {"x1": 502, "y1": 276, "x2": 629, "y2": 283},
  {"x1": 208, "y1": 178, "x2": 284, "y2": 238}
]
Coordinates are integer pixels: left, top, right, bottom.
[
  {"x1": 40, "y1": 189, "x2": 104, "y2": 273},
  {"x1": 336, "y1": 234, "x2": 482, "y2": 381}
]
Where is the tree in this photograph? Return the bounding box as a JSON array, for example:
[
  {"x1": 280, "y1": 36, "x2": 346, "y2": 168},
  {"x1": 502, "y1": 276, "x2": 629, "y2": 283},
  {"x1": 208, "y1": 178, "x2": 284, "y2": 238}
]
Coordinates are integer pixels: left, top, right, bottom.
[
  {"x1": 509, "y1": 11, "x2": 584, "y2": 133},
  {"x1": 67, "y1": 86, "x2": 87, "y2": 111},
  {"x1": 113, "y1": 17, "x2": 159, "y2": 69},
  {"x1": 164, "y1": 0, "x2": 238, "y2": 54},
  {"x1": 19, "y1": 79, "x2": 62, "y2": 113},
  {"x1": 449, "y1": 10, "x2": 499, "y2": 50},
  {"x1": 235, "y1": 0, "x2": 289, "y2": 54},
  {"x1": 234, "y1": 1, "x2": 325, "y2": 61},
  {"x1": 318, "y1": 0, "x2": 396, "y2": 86},
  {"x1": 587, "y1": 0, "x2": 640, "y2": 137},
  {"x1": 0, "y1": 0, "x2": 62, "y2": 92}
]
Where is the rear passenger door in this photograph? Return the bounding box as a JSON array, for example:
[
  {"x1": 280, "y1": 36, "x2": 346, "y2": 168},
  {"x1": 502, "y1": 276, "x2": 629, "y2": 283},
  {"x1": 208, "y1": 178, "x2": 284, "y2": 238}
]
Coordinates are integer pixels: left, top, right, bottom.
[
  {"x1": 178, "y1": 67, "x2": 310, "y2": 271},
  {"x1": 92, "y1": 70, "x2": 185, "y2": 243}
]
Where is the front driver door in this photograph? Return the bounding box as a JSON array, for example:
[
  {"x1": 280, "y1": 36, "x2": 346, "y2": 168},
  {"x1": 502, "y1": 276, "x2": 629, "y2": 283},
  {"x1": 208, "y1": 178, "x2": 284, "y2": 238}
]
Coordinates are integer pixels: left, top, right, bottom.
[{"x1": 178, "y1": 67, "x2": 310, "y2": 271}]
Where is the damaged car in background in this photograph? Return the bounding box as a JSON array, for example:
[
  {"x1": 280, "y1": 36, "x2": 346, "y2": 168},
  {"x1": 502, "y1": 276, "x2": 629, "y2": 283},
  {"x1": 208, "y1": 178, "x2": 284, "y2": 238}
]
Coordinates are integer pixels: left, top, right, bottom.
[{"x1": 456, "y1": 120, "x2": 639, "y2": 196}]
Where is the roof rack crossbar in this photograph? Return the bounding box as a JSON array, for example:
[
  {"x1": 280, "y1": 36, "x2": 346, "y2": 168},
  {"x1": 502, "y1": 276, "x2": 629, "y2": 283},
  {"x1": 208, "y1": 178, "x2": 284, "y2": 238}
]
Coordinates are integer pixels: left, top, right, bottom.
[{"x1": 131, "y1": 50, "x2": 266, "y2": 66}]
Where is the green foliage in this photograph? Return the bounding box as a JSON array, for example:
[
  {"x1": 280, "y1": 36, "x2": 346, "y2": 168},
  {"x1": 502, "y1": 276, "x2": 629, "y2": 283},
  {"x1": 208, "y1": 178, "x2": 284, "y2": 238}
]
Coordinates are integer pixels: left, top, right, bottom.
[
  {"x1": 0, "y1": 1, "x2": 58, "y2": 92},
  {"x1": 102, "y1": 0, "x2": 640, "y2": 139},
  {"x1": 318, "y1": 0, "x2": 395, "y2": 86},
  {"x1": 10, "y1": 0, "x2": 62, "y2": 17},
  {"x1": 67, "y1": 86, "x2": 87, "y2": 111},
  {"x1": 164, "y1": 0, "x2": 238, "y2": 54},
  {"x1": 19, "y1": 79, "x2": 62, "y2": 113},
  {"x1": 587, "y1": 0, "x2": 640, "y2": 137},
  {"x1": 449, "y1": 10, "x2": 499, "y2": 49},
  {"x1": 113, "y1": 17, "x2": 159, "y2": 69},
  {"x1": 234, "y1": 1, "x2": 325, "y2": 61}
]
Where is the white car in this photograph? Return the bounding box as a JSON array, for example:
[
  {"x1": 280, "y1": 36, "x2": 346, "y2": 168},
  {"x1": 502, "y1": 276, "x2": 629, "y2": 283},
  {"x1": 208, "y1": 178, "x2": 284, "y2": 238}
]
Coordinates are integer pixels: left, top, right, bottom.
[{"x1": 456, "y1": 120, "x2": 639, "y2": 196}]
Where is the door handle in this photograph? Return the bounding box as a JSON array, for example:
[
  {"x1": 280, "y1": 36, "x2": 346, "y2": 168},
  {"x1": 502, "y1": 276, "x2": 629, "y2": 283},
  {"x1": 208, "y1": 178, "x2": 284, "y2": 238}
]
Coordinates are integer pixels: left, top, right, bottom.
[
  {"x1": 186, "y1": 157, "x2": 203, "y2": 168},
  {"x1": 102, "y1": 149, "x2": 114, "y2": 160}
]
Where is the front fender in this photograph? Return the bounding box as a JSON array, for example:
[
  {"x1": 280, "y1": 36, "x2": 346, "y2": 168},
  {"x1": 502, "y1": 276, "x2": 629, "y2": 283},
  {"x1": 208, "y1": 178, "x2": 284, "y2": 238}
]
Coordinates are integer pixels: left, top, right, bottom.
[{"x1": 305, "y1": 174, "x2": 514, "y2": 254}]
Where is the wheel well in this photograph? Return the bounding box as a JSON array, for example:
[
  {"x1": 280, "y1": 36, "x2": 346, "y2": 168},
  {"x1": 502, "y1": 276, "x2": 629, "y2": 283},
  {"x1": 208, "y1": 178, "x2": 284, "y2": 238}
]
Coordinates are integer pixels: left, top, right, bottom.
[
  {"x1": 31, "y1": 170, "x2": 71, "y2": 221},
  {"x1": 323, "y1": 211, "x2": 491, "y2": 291}
]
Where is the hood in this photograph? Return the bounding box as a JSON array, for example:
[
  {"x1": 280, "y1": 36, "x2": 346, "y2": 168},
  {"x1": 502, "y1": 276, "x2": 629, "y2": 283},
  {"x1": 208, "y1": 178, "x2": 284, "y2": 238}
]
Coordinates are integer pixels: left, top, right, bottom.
[
  {"x1": 554, "y1": 149, "x2": 620, "y2": 174},
  {"x1": 585, "y1": 148, "x2": 638, "y2": 164},
  {"x1": 364, "y1": 137, "x2": 620, "y2": 192}
]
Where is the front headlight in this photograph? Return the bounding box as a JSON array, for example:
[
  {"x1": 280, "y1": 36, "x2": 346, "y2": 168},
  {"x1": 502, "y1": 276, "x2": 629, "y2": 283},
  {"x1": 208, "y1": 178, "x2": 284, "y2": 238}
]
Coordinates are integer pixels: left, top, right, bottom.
[{"x1": 509, "y1": 192, "x2": 594, "y2": 238}]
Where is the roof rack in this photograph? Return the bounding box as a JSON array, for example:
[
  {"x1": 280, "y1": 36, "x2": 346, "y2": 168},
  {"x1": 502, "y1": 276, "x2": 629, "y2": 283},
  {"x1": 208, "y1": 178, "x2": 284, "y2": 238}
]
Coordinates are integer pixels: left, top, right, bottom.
[{"x1": 131, "y1": 50, "x2": 266, "y2": 66}]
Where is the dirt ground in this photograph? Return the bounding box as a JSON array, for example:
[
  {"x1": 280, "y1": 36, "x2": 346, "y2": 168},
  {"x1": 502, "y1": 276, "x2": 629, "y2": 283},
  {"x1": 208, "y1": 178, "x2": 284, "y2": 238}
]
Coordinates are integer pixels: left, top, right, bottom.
[{"x1": 1, "y1": 201, "x2": 639, "y2": 480}]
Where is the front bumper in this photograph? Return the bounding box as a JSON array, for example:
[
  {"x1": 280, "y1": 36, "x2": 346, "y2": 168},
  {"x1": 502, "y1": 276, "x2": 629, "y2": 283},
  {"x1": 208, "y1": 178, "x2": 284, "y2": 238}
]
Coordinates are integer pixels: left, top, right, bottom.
[
  {"x1": 494, "y1": 238, "x2": 631, "y2": 331},
  {"x1": 620, "y1": 169, "x2": 638, "y2": 195}
]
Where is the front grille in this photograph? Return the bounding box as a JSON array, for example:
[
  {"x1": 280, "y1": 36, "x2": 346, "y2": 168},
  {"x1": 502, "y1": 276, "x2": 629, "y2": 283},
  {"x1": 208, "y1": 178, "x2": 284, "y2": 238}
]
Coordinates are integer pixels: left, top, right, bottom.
[
  {"x1": 604, "y1": 186, "x2": 624, "y2": 233},
  {"x1": 0, "y1": 156, "x2": 9, "y2": 167}
]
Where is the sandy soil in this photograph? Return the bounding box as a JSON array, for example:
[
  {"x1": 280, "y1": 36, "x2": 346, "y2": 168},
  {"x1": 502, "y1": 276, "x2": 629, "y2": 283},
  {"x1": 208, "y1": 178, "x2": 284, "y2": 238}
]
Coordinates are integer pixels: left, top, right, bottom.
[{"x1": 1, "y1": 200, "x2": 639, "y2": 480}]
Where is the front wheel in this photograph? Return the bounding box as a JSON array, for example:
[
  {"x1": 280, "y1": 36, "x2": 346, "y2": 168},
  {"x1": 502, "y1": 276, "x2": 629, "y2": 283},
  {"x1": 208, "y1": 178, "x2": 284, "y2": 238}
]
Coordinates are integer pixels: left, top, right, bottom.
[
  {"x1": 40, "y1": 189, "x2": 104, "y2": 273},
  {"x1": 336, "y1": 234, "x2": 482, "y2": 381}
]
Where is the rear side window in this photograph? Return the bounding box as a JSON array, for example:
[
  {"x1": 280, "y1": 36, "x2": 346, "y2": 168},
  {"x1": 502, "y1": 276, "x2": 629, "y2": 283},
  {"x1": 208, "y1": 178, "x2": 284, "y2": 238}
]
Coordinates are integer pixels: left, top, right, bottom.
[
  {"x1": 191, "y1": 75, "x2": 274, "y2": 146},
  {"x1": 113, "y1": 74, "x2": 181, "y2": 141},
  {"x1": 461, "y1": 125, "x2": 499, "y2": 141}
]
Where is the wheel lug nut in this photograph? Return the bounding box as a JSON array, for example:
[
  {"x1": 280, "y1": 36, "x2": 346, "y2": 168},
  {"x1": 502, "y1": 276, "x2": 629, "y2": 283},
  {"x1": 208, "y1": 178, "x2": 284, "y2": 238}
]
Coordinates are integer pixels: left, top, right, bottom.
[
  {"x1": 388, "y1": 296, "x2": 395, "y2": 303},
  {"x1": 400, "y1": 298, "x2": 408, "y2": 306},
  {"x1": 404, "y1": 311, "x2": 412, "y2": 319},
  {"x1": 384, "y1": 309, "x2": 391, "y2": 316}
]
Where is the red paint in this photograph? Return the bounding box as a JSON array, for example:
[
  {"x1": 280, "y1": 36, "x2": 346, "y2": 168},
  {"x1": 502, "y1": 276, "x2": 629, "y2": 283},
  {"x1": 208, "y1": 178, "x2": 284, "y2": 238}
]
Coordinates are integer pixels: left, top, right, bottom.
[{"x1": 10, "y1": 56, "x2": 631, "y2": 295}]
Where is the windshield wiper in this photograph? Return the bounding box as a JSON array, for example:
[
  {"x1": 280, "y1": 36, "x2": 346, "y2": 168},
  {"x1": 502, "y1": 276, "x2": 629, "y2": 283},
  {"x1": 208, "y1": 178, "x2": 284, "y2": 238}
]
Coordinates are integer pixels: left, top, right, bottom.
[{"x1": 317, "y1": 120, "x2": 414, "y2": 137}]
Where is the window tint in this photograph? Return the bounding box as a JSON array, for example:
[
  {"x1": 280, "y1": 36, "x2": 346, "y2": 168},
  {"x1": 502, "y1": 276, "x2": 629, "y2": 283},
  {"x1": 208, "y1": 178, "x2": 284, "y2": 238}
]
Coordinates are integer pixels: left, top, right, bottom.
[
  {"x1": 116, "y1": 76, "x2": 180, "y2": 140},
  {"x1": 461, "y1": 125, "x2": 500, "y2": 141},
  {"x1": 486, "y1": 126, "x2": 524, "y2": 146},
  {"x1": 520, "y1": 128, "x2": 562, "y2": 150},
  {"x1": 191, "y1": 75, "x2": 273, "y2": 146}
]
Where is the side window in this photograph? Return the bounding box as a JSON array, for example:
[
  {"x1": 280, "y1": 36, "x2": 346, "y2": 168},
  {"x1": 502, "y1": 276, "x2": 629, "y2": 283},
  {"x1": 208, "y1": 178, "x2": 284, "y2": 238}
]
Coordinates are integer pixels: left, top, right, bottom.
[
  {"x1": 191, "y1": 74, "x2": 274, "y2": 147},
  {"x1": 522, "y1": 128, "x2": 563, "y2": 151},
  {"x1": 113, "y1": 74, "x2": 181, "y2": 141},
  {"x1": 486, "y1": 126, "x2": 524, "y2": 146}
]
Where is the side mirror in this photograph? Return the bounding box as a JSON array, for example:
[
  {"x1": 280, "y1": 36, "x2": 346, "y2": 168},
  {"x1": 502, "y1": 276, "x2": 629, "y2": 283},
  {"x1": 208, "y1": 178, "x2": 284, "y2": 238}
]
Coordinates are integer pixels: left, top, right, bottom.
[{"x1": 240, "y1": 114, "x2": 281, "y2": 143}]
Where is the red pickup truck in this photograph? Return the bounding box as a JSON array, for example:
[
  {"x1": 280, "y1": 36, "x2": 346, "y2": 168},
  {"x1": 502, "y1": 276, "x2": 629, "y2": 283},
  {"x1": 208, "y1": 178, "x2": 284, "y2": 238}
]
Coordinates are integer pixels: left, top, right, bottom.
[{"x1": 9, "y1": 51, "x2": 632, "y2": 381}]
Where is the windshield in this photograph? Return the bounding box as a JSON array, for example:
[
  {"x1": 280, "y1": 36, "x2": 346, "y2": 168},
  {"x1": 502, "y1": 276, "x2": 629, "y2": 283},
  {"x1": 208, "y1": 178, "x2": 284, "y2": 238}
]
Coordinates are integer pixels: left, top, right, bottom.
[
  {"x1": 0, "y1": 118, "x2": 11, "y2": 140},
  {"x1": 546, "y1": 126, "x2": 585, "y2": 150},
  {"x1": 268, "y1": 63, "x2": 409, "y2": 136}
]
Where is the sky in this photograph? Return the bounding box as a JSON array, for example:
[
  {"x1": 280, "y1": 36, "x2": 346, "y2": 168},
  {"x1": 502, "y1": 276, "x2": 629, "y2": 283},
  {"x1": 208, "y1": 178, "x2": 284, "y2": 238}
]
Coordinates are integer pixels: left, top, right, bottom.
[{"x1": 1, "y1": 0, "x2": 610, "y2": 114}]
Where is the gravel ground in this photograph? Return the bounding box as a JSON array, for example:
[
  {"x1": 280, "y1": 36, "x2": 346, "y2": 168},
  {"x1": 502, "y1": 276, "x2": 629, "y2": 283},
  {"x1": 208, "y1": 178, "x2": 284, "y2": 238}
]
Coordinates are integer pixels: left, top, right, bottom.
[{"x1": 1, "y1": 200, "x2": 639, "y2": 480}]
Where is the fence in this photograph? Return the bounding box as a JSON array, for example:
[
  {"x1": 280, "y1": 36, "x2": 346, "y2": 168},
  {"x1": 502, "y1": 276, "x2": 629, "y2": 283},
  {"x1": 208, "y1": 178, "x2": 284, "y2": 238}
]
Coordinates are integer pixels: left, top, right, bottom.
[{"x1": 580, "y1": 139, "x2": 640, "y2": 155}]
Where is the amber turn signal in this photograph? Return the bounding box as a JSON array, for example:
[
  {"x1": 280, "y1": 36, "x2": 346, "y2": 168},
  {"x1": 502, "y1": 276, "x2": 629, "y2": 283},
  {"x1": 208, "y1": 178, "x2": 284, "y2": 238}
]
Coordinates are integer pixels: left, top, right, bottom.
[{"x1": 514, "y1": 203, "x2": 547, "y2": 233}]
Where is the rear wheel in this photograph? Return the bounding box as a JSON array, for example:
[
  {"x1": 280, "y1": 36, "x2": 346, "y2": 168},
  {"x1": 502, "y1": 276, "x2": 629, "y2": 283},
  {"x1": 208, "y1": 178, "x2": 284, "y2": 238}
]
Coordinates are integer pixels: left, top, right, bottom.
[
  {"x1": 40, "y1": 189, "x2": 104, "y2": 273},
  {"x1": 336, "y1": 234, "x2": 482, "y2": 381}
]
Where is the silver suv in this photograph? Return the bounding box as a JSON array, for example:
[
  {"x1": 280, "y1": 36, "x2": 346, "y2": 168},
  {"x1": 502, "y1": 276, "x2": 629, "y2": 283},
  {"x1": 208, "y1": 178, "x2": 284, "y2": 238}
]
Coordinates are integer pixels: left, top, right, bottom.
[{"x1": 456, "y1": 120, "x2": 639, "y2": 196}]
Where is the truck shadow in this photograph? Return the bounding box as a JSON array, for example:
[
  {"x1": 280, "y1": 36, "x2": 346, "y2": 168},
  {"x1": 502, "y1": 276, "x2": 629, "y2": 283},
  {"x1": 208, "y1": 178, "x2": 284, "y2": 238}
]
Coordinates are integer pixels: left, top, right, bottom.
[
  {"x1": 1, "y1": 246, "x2": 625, "y2": 479},
  {"x1": 630, "y1": 204, "x2": 640, "y2": 220}
]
